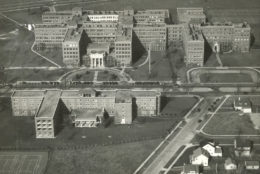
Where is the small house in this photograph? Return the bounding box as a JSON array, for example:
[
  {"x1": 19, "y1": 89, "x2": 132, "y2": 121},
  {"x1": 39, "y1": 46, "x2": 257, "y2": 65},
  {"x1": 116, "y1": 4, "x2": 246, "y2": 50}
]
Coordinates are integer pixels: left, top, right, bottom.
[
  {"x1": 181, "y1": 164, "x2": 200, "y2": 174},
  {"x1": 224, "y1": 158, "x2": 237, "y2": 170},
  {"x1": 202, "y1": 142, "x2": 222, "y2": 157},
  {"x1": 190, "y1": 147, "x2": 210, "y2": 167},
  {"x1": 233, "y1": 97, "x2": 252, "y2": 113},
  {"x1": 234, "y1": 139, "x2": 252, "y2": 157},
  {"x1": 245, "y1": 161, "x2": 259, "y2": 170}
]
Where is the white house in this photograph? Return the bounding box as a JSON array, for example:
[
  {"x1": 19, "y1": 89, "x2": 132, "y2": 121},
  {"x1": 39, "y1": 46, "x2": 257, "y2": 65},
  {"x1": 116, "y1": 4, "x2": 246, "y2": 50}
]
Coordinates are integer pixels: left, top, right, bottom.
[
  {"x1": 190, "y1": 148, "x2": 209, "y2": 167},
  {"x1": 245, "y1": 161, "x2": 259, "y2": 170},
  {"x1": 181, "y1": 164, "x2": 199, "y2": 174},
  {"x1": 224, "y1": 158, "x2": 237, "y2": 170},
  {"x1": 202, "y1": 142, "x2": 222, "y2": 157},
  {"x1": 233, "y1": 97, "x2": 252, "y2": 113}
]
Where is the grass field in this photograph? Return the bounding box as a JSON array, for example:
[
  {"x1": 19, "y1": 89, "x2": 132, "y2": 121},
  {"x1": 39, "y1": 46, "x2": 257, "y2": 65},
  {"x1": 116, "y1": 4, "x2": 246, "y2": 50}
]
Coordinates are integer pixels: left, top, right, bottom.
[
  {"x1": 220, "y1": 49, "x2": 260, "y2": 67},
  {"x1": 200, "y1": 73, "x2": 253, "y2": 83},
  {"x1": 203, "y1": 112, "x2": 259, "y2": 135},
  {"x1": 97, "y1": 71, "x2": 119, "y2": 81},
  {"x1": 127, "y1": 48, "x2": 185, "y2": 81},
  {"x1": 3, "y1": 8, "x2": 45, "y2": 24},
  {"x1": 3, "y1": 69, "x2": 69, "y2": 83},
  {"x1": 0, "y1": 151, "x2": 48, "y2": 174},
  {"x1": 36, "y1": 47, "x2": 65, "y2": 67},
  {"x1": 45, "y1": 139, "x2": 161, "y2": 174},
  {"x1": 69, "y1": 70, "x2": 95, "y2": 81},
  {"x1": 0, "y1": 16, "x2": 52, "y2": 67},
  {"x1": 160, "y1": 96, "x2": 198, "y2": 117}
]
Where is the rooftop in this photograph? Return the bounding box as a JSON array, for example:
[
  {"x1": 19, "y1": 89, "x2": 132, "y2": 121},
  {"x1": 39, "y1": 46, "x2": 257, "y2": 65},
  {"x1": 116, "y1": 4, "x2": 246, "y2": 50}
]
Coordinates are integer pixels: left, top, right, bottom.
[
  {"x1": 63, "y1": 28, "x2": 83, "y2": 42},
  {"x1": 115, "y1": 90, "x2": 132, "y2": 103},
  {"x1": 72, "y1": 108, "x2": 103, "y2": 121},
  {"x1": 35, "y1": 24, "x2": 67, "y2": 28},
  {"x1": 12, "y1": 90, "x2": 45, "y2": 98},
  {"x1": 115, "y1": 27, "x2": 132, "y2": 41},
  {"x1": 36, "y1": 90, "x2": 61, "y2": 118}
]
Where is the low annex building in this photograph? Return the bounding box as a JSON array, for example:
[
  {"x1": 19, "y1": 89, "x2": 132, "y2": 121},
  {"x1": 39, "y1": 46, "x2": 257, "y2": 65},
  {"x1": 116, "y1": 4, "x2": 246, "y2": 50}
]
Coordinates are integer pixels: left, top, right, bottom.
[
  {"x1": 11, "y1": 89, "x2": 161, "y2": 138},
  {"x1": 224, "y1": 158, "x2": 237, "y2": 170}
]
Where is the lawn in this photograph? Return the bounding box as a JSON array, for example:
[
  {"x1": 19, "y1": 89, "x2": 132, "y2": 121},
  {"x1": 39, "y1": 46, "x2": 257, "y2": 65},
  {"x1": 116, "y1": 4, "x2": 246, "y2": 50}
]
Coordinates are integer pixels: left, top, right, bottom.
[
  {"x1": 36, "y1": 47, "x2": 65, "y2": 67},
  {"x1": 0, "y1": 16, "x2": 52, "y2": 67},
  {"x1": 2, "y1": 69, "x2": 69, "y2": 83},
  {"x1": 97, "y1": 70, "x2": 120, "y2": 81},
  {"x1": 203, "y1": 112, "x2": 259, "y2": 135},
  {"x1": 126, "y1": 48, "x2": 185, "y2": 81},
  {"x1": 200, "y1": 73, "x2": 253, "y2": 83},
  {"x1": 45, "y1": 139, "x2": 161, "y2": 174},
  {"x1": 69, "y1": 70, "x2": 95, "y2": 81},
  {"x1": 160, "y1": 96, "x2": 198, "y2": 117},
  {"x1": 220, "y1": 49, "x2": 260, "y2": 67},
  {"x1": 56, "y1": 0, "x2": 260, "y2": 15}
]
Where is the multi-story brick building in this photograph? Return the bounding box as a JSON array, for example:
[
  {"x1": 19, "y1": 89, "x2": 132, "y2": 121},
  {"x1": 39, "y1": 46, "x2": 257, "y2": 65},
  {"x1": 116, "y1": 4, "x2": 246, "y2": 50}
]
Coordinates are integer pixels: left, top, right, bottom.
[
  {"x1": 114, "y1": 27, "x2": 133, "y2": 66},
  {"x1": 133, "y1": 23, "x2": 167, "y2": 51},
  {"x1": 183, "y1": 24, "x2": 205, "y2": 66},
  {"x1": 34, "y1": 24, "x2": 68, "y2": 48},
  {"x1": 62, "y1": 28, "x2": 85, "y2": 67},
  {"x1": 134, "y1": 9, "x2": 169, "y2": 24},
  {"x1": 233, "y1": 23, "x2": 251, "y2": 52},
  {"x1": 36, "y1": 7, "x2": 251, "y2": 67},
  {"x1": 200, "y1": 22, "x2": 251, "y2": 52},
  {"x1": 177, "y1": 7, "x2": 206, "y2": 24},
  {"x1": 35, "y1": 90, "x2": 61, "y2": 138},
  {"x1": 11, "y1": 89, "x2": 161, "y2": 138},
  {"x1": 167, "y1": 24, "x2": 184, "y2": 48},
  {"x1": 11, "y1": 90, "x2": 45, "y2": 116}
]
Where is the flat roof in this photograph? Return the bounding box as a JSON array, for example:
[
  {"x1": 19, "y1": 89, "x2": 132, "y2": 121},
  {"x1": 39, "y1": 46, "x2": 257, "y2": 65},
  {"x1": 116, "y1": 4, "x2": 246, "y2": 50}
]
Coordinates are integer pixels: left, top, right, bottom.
[
  {"x1": 12, "y1": 90, "x2": 45, "y2": 98},
  {"x1": 115, "y1": 90, "x2": 132, "y2": 103},
  {"x1": 61, "y1": 90, "x2": 116, "y2": 98},
  {"x1": 72, "y1": 108, "x2": 103, "y2": 121},
  {"x1": 36, "y1": 90, "x2": 61, "y2": 118},
  {"x1": 64, "y1": 28, "x2": 83, "y2": 42}
]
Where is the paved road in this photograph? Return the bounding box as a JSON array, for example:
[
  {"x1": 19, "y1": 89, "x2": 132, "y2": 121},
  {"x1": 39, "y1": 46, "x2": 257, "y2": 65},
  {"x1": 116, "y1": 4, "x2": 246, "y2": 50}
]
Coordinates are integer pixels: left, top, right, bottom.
[{"x1": 141, "y1": 98, "x2": 210, "y2": 174}]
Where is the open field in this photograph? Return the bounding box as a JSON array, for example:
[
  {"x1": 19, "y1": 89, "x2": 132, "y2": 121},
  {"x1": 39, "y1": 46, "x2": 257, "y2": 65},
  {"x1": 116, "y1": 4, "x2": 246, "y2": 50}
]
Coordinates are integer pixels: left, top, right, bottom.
[
  {"x1": 2, "y1": 69, "x2": 69, "y2": 83},
  {"x1": 189, "y1": 68, "x2": 260, "y2": 84},
  {"x1": 56, "y1": 0, "x2": 260, "y2": 16},
  {"x1": 220, "y1": 49, "x2": 260, "y2": 67},
  {"x1": 0, "y1": 151, "x2": 48, "y2": 174},
  {"x1": 0, "y1": 16, "x2": 52, "y2": 67},
  {"x1": 97, "y1": 71, "x2": 119, "y2": 81},
  {"x1": 127, "y1": 48, "x2": 185, "y2": 81},
  {"x1": 203, "y1": 112, "x2": 259, "y2": 135},
  {"x1": 160, "y1": 96, "x2": 198, "y2": 117},
  {"x1": 45, "y1": 139, "x2": 161, "y2": 174},
  {"x1": 207, "y1": 8, "x2": 260, "y2": 25},
  {"x1": 67, "y1": 70, "x2": 95, "y2": 81},
  {"x1": 3, "y1": 8, "x2": 46, "y2": 24},
  {"x1": 0, "y1": 96, "x2": 195, "y2": 149},
  {"x1": 36, "y1": 47, "x2": 65, "y2": 67},
  {"x1": 200, "y1": 73, "x2": 253, "y2": 83}
]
